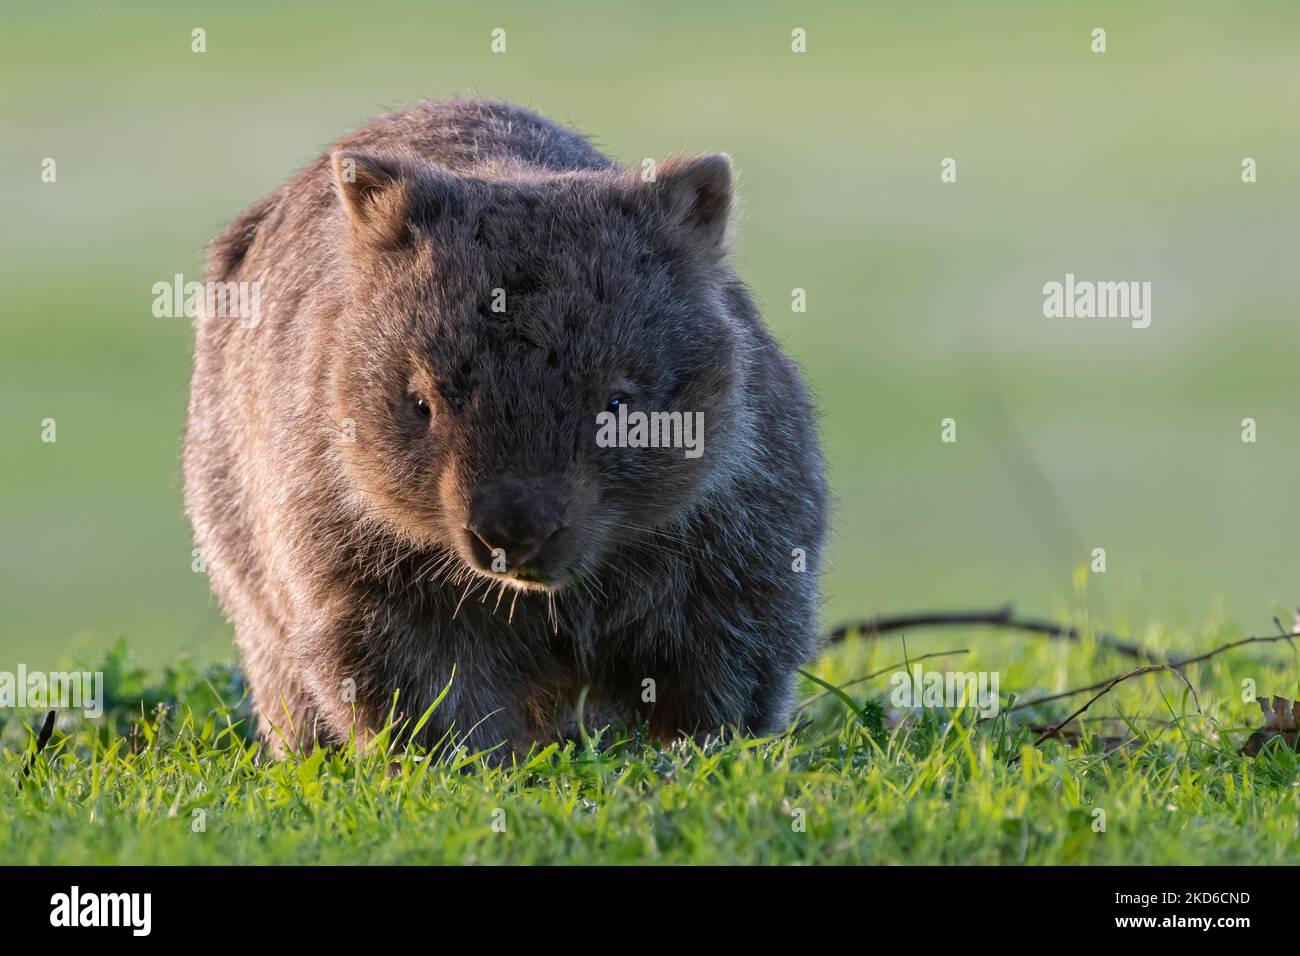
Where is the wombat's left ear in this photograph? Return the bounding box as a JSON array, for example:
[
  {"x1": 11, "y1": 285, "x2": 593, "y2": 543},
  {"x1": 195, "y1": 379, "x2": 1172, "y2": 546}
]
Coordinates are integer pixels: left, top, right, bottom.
[
  {"x1": 332, "y1": 150, "x2": 408, "y2": 246},
  {"x1": 648, "y1": 153, "x2": 733, "y2": 255}
]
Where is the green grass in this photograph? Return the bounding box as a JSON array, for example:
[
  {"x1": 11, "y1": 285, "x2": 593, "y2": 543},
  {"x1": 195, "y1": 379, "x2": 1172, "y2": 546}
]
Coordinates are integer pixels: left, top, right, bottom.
[{"x1": 6, "y1": 612, "x2": 1300, "y2": 865}]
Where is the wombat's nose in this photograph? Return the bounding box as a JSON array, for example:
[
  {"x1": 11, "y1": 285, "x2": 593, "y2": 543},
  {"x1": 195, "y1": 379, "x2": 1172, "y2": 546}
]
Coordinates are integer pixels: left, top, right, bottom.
[{"x1": 466, "y1": 480, "x2": 564, "y2": 568}]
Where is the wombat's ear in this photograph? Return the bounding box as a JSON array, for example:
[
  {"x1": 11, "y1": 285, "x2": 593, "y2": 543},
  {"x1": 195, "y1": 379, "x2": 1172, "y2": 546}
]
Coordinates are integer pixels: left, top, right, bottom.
[
  {"x1": 332, "y1": 151, "x2": 408, "y2": 247},
  {"x1": 648, "y1": 153, "x2": 733, "y2": 255}
]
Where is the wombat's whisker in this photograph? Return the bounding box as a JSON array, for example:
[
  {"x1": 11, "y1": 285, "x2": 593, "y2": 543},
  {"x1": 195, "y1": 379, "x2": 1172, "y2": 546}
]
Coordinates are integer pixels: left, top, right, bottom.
[
  {"x1": 606, "y1": 520, "x2": 709, "y2": 562},
  {"x1": 304, "y1": 407, "x2": 351, "y2": 436},
  {"x1": 604, "y1": 548, "x2": 659, "y2": 582},
  {"x1": 621, "y1": 539, "x2": 691, "y2": 567},
  {"x1": 452, "y1": 578, "x2": 480, "y2": 620},
  {"x1": 611, "y1": 519, "x2": 699, "y2": 549},
  {"x1": 575, "y1": 568, "x2": 607, "y2": 602},
  {"x1": 414, "y1": 547, "x2": 462, "y2": 587}
]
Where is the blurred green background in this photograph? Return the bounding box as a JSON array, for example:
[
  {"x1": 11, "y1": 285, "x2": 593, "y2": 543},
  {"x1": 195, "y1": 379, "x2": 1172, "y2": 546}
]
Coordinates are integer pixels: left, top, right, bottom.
[{"x1": 3, "y1": 1, "x2": 1298, "y2": 670}]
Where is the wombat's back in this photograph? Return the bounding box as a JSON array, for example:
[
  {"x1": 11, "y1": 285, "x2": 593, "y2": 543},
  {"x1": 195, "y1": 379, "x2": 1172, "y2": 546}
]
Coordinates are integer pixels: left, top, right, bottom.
[
  {"x1": 336, "y1": 99, "x2": 616, "y2": 175},
  {"x1": 205, "y1": 99, "x2": 612, "y2": 285}
]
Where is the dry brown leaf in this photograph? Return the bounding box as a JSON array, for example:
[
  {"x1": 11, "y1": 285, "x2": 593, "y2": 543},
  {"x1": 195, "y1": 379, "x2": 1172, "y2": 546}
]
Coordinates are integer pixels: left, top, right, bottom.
[{"x1": 1239, "y1": 696, "x2": 1300, "y2": 757}]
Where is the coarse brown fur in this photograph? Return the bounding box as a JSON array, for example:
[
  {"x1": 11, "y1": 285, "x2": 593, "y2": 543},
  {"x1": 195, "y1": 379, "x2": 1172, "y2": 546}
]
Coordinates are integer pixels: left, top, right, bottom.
[{"x1": 183, "y1": 99, "x2": 828, "y2": 757}]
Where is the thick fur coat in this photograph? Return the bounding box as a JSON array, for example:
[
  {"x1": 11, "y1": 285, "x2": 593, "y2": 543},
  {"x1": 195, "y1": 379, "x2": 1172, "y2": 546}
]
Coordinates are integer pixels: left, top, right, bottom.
[{"x1": 183, "y1": 99, "x2": 828, "y2": 755}]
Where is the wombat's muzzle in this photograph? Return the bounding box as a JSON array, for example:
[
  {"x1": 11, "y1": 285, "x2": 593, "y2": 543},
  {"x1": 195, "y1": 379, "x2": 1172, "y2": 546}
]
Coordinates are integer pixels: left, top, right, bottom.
[{"x1": 463, "y1": 478, "x2": 567, "y2": 576}]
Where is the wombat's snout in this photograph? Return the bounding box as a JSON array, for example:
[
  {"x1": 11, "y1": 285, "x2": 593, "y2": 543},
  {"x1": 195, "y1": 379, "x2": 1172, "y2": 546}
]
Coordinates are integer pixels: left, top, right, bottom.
[{"x1": 463, "y1": 479, "x2": 567, "y2": 578}]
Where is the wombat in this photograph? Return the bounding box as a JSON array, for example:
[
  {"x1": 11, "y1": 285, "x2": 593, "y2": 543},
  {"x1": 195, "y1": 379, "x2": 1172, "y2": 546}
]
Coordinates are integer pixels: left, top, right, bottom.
[{"x1": 183, "y1": 99, "x2": 828, "y2": 756}]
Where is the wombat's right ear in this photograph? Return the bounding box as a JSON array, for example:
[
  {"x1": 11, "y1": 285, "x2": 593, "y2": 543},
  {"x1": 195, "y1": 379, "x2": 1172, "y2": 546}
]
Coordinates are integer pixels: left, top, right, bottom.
[{"x1": 332, "y1": 151, "x2": 408, "y2": 247}]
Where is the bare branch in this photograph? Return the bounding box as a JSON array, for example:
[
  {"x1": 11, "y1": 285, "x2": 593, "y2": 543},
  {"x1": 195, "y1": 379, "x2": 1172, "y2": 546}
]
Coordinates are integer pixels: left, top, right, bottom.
[
  {"x1": 1031, "y1": 666, "x2": 1200, "y2": 746},
  {"x1": 18, "y1": 710, "x2": 56, "y2": 783},
  {"x1": 1011, "y1": 630, "x2": 1300, "y2": 714},
  {"x1": 798, "y1": 648, "x2": 969, "y2": 711},
  {"x1": 825, "y1": 606, "x2": 1165, "y2": 661}
]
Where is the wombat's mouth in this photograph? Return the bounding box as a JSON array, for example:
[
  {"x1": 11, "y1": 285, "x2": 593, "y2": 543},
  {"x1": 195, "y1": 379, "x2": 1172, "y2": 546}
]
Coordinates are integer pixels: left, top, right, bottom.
[
  {"x1": 510, "y1": 566, "x2": 550, "y2": 585},
  {"x1": 457, "y1": 556, "x2": 578, "y2": 595}
]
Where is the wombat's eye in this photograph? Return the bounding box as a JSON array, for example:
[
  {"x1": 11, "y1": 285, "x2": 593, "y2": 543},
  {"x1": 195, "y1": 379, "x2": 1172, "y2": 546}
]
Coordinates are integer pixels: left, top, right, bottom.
[
  {"x1": 606, "y1": 393, "x2": 631, "y2": 414},
  {"x1": 413, "y1": 396, "x2": 432, "y2": 419}
]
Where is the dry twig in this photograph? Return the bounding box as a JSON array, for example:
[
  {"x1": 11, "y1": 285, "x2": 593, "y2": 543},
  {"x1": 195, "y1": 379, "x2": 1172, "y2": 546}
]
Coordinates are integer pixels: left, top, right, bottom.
[
  {"x1": 1031, "y1": 666, "x2": 1200, "y2": 746},
  {"x1": 798, "y1": 648, "x2": 969, "y2": 711},
  {"x1": 18, "y1": 710, "x2": 56, "y2": 783},
  {"x1": 1011, "y1": 630, "x2": 1300, "y2": 714},
  {"x1": 825, "y1": 606, "x2": 1165, "y2": 661}
]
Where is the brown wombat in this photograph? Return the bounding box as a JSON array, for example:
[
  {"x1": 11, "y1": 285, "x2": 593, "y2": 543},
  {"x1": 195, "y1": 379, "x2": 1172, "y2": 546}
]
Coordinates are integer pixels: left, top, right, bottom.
[{"x1": 184, "y1": 99, "x2": 828, "y2": 756}]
